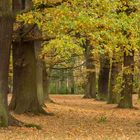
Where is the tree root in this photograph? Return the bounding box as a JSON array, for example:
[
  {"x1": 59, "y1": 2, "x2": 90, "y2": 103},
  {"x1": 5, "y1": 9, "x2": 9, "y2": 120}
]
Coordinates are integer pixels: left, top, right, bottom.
[
  {"x1": 8, "y1": 114, "x2": 24, "y2": 127},
  {"x1": 45, "y1": 98, "x2": 55, "y2": 104},
  {"x1": 83, "y1": 95, "x2": 92, "y2": 99},
  {"x1": 39, "y1": 107, "x2": 54, "y2": 116},
  {"x1": 9, "y1": 114, "x2": 42, "y2": 129}
]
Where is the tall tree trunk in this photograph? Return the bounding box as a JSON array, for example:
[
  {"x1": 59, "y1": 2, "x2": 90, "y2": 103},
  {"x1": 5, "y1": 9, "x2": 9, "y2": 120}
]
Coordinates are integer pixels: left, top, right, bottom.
[
  {"x1": 98, "y1": 55, "x2": 110, "y2": 101},
  {"x1": 9, "y1": 41, "x2": 45, "y2": 114},
  {"x1": 118, "y1": 52, "x2": 134, "y2": 108},
  {"x1": 0, "y1": 0, "x2": 13, "y2": 127},
  {"x1": 108, "y1": 55, "x2": 121, "y2": 104},
  {"x1": 35, "y1": 41, "x2": 44, "y2": 105},
  {"x1": 83, "y1": 40, "x2": 96, "y2": 98},
  {"x1": 9, "y1": 0, "x2": 47, "y2": 114}
]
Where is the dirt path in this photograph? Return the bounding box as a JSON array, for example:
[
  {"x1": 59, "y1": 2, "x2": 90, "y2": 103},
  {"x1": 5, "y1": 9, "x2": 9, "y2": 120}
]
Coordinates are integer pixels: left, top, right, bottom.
[{"x1": 1, "y1": 95, "x2": 140, "y2": 140}]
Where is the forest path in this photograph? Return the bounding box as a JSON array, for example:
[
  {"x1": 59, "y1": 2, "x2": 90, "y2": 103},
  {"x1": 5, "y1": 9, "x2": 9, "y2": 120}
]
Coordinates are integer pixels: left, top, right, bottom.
[{"x1": 1, "y1": 95, "x2": 140, "y2": 140}]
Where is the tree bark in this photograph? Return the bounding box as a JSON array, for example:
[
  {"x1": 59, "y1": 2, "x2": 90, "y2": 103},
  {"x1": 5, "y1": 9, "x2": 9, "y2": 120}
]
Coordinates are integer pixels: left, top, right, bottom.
[
  {"x1": 83, "y1": 40, "x2": 96, "y2": 98},
  {"x1": 108, "y1": 55, "x2": 121, "y2": 104},
  {"x1": 0, "y1": 0, "x2": 13, "y2": 127},
  {"x1": 43, "y1": 64, "x2": 53, "y2": 103},
  {"x1": 35, "y1": 41, "x2": 44, "y2": 105},
  {"x1": 70, "y1": 70, "x2": 75, "y2": 94},
  {"x1": 9, "y1": 0, "x2": 48, "y2": 114},
  {"x1": 118, "y1": 52, "x2": 134, "y2": 108},
  {"x1": 9, "y1": 41, "x2": 45, "y2": 114},
  {"x1": 98, "y1": 55, "x2": 110, "y2": 101}
]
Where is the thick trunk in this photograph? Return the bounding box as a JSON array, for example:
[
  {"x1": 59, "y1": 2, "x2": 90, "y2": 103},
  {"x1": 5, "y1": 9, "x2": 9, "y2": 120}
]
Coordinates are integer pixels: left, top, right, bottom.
[
  {"x1": 84, "y1": 40, "x2": 96, "y2": 98},
  {"x1": 9, "y1": 41, "x2": 44, "y2": 114},
  {"x1": 35, "y1": 41, "x2": 44, "y2": 105},
  {"x1": 108, "y1": 56, "x2": 121, "y2": 104},
  {"x1": 0, "y1": 0, "x2": 13, "y2": 127},
  {"x1": 98, "y1": 55, "x2": 110, "y2": 101},
  {"x1": 118, "y1": 52, "x2": 134, "y2": 108},
  {"x1": 84, "y1": 70, "x2": 96, "y2": 98},
  {"x1": 9, "y1": 0, "x2": 47, "y2": 114}
]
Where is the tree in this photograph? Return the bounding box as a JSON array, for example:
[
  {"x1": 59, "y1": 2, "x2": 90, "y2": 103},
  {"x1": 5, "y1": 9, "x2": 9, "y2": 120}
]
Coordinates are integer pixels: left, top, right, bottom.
[
  {"x1": 43, "y1": 64, "x2": 52, "y2": 102},
  {"x1": 118, "y1": 52, "x2": 134, "y2": 108},
  {"x1": 9, "y1": 0, "x2": 46, "y2": 114},
  {"x1": 108, "y1": 54, "x2": 122, "y2": 104},
  {"x1": 97, "y1": 55, "x2": 110, "y2": 101},
  {"x1": 35, "y1": 40, "x2": 44, "y2": 105},
  {"x1": 69, "y1": 69, "x2": 75, "y2": 94},
  {"x1": 0, "y1": 0, "x2": 14, "y2": 127},
  {"x1": 83, "y1": 39, "x2": 96, "y2": 98},
  {"x1": 0, "y1": 0, "x2": 25, "y2": 127},
  {"x1": 117, "y1": 1, "x2": 140, "y2": 108}
]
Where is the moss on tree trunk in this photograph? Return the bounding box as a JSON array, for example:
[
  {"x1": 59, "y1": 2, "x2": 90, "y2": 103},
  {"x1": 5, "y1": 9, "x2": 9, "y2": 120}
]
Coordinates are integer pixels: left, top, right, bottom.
[
  {"x1": 118, "y1": 52, "x2": 134, "y2": 108},
  {"x1": 108, "y1": 55, "x2": 121, "y2": 104}
]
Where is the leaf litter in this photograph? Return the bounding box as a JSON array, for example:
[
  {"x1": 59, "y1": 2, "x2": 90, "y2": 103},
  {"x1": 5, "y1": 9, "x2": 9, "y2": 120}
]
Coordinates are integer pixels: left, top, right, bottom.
[{"x1": 0, "y1": 94, "x2": 140, "y2": 140}]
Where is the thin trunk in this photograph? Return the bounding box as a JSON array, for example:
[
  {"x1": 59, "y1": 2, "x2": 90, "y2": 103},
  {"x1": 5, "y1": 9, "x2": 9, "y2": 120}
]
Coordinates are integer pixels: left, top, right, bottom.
[
  {"x1": 70, "y1": 70, "x2": 75, "y2": 94},
  {"x1": 118, "y1": 52, "x2": 134, "y2": 108},
  {"x1": 98, "y1": 55, "x2": 110, "y2": 101},
  {"x1": 66, "y1": 73, "x2": 69, "y2": 93},
  {"x1": 43, "y1": 64, "x2": 53, "y2": 102}
]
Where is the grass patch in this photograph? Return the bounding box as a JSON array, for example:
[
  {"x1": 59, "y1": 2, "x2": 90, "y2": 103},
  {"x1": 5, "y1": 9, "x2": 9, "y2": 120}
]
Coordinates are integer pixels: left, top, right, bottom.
[
  {"x1": 25, "y1": 123, "x2": 42, "y2": 130},
  {"x1": 97, "y1": 115, "x2": 108, "y2": 123}
]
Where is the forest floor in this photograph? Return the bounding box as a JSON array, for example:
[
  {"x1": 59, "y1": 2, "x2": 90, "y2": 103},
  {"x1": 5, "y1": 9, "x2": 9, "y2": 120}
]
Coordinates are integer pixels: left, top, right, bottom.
[{"x1": 0, "y1": 95, "x2": 140, "y2": 140}]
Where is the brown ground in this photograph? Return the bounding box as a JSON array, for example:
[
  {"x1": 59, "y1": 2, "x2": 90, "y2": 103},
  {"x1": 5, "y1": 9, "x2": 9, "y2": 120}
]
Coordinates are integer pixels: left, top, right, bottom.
[{"x1": 0, "y1": 95, "x2": 140, "y2": 140}]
